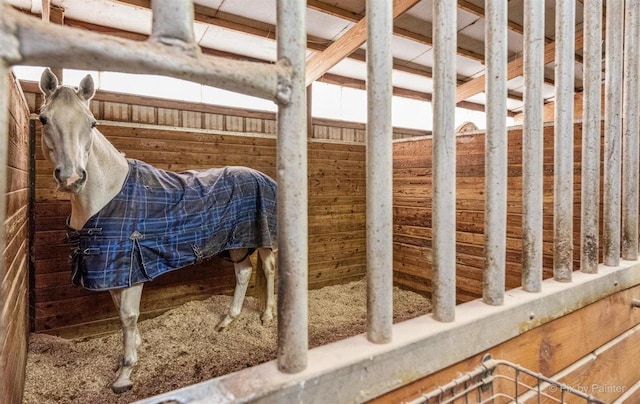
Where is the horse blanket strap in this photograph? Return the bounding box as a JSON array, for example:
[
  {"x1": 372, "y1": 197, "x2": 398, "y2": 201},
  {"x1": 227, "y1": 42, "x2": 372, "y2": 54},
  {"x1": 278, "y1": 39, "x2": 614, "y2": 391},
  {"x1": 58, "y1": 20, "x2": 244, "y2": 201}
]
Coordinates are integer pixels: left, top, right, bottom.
[{"x1": 67, "y1": 159, "x2": 277, "y2": 290}]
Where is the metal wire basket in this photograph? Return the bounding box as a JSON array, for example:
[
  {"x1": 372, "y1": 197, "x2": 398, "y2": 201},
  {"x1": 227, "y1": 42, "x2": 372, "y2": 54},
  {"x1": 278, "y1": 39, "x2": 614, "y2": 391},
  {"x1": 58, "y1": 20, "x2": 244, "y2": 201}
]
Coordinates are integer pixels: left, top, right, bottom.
[{"x1": 408, "y1": 354, "x2": 605, "y2": 404}]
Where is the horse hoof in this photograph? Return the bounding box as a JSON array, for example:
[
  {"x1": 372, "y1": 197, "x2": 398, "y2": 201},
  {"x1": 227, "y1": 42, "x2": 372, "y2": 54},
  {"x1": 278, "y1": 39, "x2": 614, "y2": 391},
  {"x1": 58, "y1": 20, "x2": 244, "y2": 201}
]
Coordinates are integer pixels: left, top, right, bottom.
[
  {"x1": 112, "y1": 381, "x2": 133, "y2": 394},
  {"x1": 261, "y1": 315, "x2": 273, "y2": 326},
  {"x1": 216, "y1": 315, "x2": 234, "y2": 332}
]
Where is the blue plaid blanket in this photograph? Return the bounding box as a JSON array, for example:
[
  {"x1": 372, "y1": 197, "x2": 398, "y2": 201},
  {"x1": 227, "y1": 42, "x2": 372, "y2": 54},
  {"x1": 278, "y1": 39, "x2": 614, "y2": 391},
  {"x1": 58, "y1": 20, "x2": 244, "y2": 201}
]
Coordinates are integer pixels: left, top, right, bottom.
[{"x1": 67, "y1": 159, "x2": 277, "y2": 290}]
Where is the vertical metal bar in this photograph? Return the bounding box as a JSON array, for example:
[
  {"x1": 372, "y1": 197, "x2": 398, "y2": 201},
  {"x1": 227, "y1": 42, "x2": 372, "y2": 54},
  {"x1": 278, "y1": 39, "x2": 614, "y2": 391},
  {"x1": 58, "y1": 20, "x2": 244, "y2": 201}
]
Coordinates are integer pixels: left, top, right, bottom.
[
  {"x1": 522, "y1": 0, "x2": 544, "y2": 291},
  {"x1": 366, "y1": 0, "x2": 393, "y2": 343},
  {"x1": 150, "y1": 0, "x2": 197, "y2": 51},
  {"x1": 276, "y1": 0, "x2": 308, "y2": 373},
  {"x1": 603, "y1": 0, "x2": 624, "y2": 267},
  {"x1": 553, "y1": 0, "x2": 575, "y2": 282},
  {"x1": 622, "y1": 0, "x2": 640, "y2": 261},
  {"x1": 432, "y1": 0, "x2": 457, "y2": 322},
  {"x1": 483, "y1": 0, "x2": 507, "y2": 306},
  {"x1": 580, "y1": 0, "x2": 602, "y2": 274}
]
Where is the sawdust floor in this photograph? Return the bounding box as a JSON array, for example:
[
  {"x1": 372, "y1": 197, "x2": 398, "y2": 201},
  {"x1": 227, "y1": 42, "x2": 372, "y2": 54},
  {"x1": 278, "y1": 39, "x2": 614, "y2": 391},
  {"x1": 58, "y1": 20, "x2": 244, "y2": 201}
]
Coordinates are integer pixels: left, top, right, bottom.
[{"x1": 23, "y1": 279, "x2": 431, "y2": 403}]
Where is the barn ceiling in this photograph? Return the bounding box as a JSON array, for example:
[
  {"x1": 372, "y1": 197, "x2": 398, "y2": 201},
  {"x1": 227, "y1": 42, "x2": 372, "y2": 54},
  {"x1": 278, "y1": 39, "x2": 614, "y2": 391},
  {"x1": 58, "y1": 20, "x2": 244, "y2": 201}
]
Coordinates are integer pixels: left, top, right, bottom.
[{"x1": 7, "y1": 0, "x2": 588, "y2": 116}]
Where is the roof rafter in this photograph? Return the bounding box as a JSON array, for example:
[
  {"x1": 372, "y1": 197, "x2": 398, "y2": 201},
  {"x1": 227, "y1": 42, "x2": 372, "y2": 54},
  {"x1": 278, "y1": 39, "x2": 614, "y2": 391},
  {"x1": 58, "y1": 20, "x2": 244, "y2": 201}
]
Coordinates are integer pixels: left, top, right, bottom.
[
  {"x1": 307, "y1": 0, "x2": 484, "y2": 62},
  {"x1": 60, "y1": 17, "x2": 495, "y2": 114},
  {"x1": 457, "y1": 0, "x2": 583, "y2": 66},
  {"x1": 111, "y1": 1, "x2": 445, "y2": 98},
  {"x1": 305, "y1": 0, "x2": 421, "y2": 86},
  {"x1": 456, "y1": 29, "x2": 585, "y2": 102}
]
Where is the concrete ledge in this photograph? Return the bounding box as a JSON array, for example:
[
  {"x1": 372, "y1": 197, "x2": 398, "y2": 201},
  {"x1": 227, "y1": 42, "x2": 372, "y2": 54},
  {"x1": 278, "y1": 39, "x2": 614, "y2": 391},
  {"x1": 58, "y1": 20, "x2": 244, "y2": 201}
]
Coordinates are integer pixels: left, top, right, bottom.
[{"x1": 136, "y1": 260, "x2": 640, "y2": 404}]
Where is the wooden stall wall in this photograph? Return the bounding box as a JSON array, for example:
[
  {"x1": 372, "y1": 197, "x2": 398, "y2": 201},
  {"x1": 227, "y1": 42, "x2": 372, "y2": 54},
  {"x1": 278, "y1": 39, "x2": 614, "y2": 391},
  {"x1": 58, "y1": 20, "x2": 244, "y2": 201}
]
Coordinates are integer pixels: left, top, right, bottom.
[
  {"x1": 20, "y1": 82, "x2": 403, "y2": 337},
  {"x1": 393, "y1": 123, "x2": 590, "y2": 302},
  {"x1": 375, "y1": 282, "x2": 640, "y2": 403},
  {"x1": 0, "y1": 72, "x2": 30, "y2": 404}
]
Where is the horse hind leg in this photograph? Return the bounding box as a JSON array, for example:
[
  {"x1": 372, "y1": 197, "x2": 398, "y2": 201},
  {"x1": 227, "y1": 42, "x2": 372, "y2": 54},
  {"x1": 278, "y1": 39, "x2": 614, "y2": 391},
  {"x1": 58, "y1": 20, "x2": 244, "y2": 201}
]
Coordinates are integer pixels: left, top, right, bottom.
[
  {"x1": 216, "y1": 249, "x2": 252, "y2": 332},
  {"x1": 109, "y1": 283, "x2": 144, "y2": 393},
  {"x1": 258, "y1": 248, "x2": 276, "y2": 326}
]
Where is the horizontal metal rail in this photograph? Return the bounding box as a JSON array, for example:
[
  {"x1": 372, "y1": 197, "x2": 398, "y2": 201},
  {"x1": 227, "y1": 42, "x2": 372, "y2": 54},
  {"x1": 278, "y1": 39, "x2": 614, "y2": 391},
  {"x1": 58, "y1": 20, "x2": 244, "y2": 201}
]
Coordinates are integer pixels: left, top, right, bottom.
[
  {"x1": 0, "y1": 5, "x2": 292, "y2": 104},
  {"x1": 134, "y1": 262, "x2": 640, "y2": 403}
]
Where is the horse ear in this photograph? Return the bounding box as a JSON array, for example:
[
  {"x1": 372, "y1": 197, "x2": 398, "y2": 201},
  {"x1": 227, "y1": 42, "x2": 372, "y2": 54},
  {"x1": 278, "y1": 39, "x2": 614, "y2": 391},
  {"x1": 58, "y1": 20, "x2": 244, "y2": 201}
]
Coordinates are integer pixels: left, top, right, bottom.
[
  {"x1": 39, "y1": 68, "x2": 58, "y2": 97},
  {"x1": 77, "y1": 74, "x2": 96, "y2": 101}
]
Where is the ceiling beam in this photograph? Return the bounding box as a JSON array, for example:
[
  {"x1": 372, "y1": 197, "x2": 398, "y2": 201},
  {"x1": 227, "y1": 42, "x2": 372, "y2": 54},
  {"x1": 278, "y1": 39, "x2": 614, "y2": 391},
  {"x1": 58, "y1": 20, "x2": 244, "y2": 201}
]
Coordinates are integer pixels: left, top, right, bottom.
[
  {"x1": 307, "y1": 0, "x2": 484, "y2": 62},
  {"x1": 42, "y1": 1, "x2": 530, "y2": 114},
  {"x1": 305, "y1": 0, "x2": 420, "y2": 86},
  {"x1": 60, "y1": 18, "x2": 496, "y2": 114},
  {"x1": 456, "y1": 29, "x2": 585, "y2": 102},
  {"x1": 457, "y1": 0, "x2": 524, "y2": 36},
  {"x1": 114, "y1": 1, "x2": 439, "y2": 95},
  {"x1": 457, "y1": 0, "x2": 584, "y2": 65}
]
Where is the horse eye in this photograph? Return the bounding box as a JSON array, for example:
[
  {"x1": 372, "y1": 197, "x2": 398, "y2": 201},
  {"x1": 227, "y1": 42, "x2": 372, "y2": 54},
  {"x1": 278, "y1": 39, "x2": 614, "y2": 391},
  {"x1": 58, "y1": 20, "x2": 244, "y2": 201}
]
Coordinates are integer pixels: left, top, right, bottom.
[
  {"x1": 91, "y1": 121, "x2": 97, "y2": 128},
  {"x1": 39, "y1": 116, "x2": 48, "y2": 125}
]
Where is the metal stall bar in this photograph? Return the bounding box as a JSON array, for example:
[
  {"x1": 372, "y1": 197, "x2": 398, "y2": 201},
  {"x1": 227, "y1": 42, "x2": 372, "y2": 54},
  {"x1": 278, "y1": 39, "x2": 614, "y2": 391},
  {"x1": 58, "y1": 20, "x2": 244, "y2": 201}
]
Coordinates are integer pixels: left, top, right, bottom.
[
  {"x1": 580, "y1": 0, "x2": 603, "y2": 274},
  {"x1": 603, "y1": 0, "x2": 624, "y2": 267},
  {"x1": 276, "y1": 0, "x2": 308, "y2": 373},
  {"x1": 0, "y1": 6, "x2": 291, "y2": 103},
  {"x1": 366, "y1": 0, "x2": 393, "y2": 344},
  {"x1": 483, "y1": 0, "x2": 508, "y2": 306},
  {"x1": 431, "y1": 0, "x2": 457, "y2": 322},
  {"x1": 149, "y1": 0, "x2": 199, "y2": 55},
  {"x1": 622, "y1": 0, "x2": 640, "y2": 261},
  {"x1": 553, "y1": 0, "x2": 575, "y2": 282},
  {"x1": 522, "y1": 0, "x2": 545, "y2": 291}
]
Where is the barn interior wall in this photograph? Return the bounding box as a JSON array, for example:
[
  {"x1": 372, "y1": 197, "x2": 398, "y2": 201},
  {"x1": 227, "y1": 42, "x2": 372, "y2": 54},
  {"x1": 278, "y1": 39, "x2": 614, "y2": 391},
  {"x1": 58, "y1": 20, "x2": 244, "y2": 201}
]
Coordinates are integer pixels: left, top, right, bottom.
[
  {"x1": 393, "y1": 122, "x2": 596, "y2": 302},
  {"x1": 20, "y1": 81, "x2": 404, "y2": 338},
  {"x1": 0, "y1": 72, "x2": 31, "y2": 404}
]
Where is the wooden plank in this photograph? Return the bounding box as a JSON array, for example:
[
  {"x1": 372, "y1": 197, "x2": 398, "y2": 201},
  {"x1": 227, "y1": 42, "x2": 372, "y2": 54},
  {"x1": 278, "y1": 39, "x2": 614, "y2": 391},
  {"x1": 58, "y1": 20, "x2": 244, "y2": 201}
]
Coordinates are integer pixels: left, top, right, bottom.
[
  {"x1": 182, "y1": 110, "x2": 203, "y2": 129},
  {"x1": 541, "y1": 327, "x2": 640, "y2": 402},
  {"x1": 373, "y1": 284, "x2": 640, "y2": 403},
  {"x1": 305, "y1": 0, "x2": 421, "y2": 85},
  {"x1": 131, "y1": 105, "x2": 156, "y2": 124},
  {"x1": 1, "y1": 73, "x2": 30, "y2": 404},
  {"x1": 393, "y1": 122, "x2": 601, "y2": 300}
]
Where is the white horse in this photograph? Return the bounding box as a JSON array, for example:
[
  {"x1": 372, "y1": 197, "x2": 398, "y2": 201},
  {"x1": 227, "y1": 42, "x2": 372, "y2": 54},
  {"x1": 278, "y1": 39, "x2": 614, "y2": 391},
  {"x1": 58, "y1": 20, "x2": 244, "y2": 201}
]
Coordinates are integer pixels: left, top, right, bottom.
[{"x1": 38, "y1": 68, "x2": 277, "y2": 393}]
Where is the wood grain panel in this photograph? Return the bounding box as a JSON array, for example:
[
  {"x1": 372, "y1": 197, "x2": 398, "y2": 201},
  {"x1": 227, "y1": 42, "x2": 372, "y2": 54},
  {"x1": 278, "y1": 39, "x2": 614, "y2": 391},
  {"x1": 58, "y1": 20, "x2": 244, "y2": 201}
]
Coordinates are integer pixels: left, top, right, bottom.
[
  {"x1": 393, "y1": 122, "x2": 603, "y2": 301},
  {"x1": 1, "y1": 72, "x2": 30, "y2": 404},
  {"x1": 374, "y1": 284, "x2": 640, "y2": 403}
]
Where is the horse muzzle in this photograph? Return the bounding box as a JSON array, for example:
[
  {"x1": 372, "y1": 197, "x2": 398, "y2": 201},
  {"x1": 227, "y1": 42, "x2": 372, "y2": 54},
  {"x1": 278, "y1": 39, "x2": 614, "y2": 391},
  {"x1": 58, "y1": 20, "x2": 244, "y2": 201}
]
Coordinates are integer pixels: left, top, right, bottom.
[{"x1": 55, "y1": 167, "x2": 87, "y2": 193}]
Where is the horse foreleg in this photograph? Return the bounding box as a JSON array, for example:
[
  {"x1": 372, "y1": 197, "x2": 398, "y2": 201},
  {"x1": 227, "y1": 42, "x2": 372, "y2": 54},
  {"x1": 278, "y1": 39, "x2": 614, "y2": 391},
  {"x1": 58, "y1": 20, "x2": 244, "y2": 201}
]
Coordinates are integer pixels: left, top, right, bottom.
[
  {"x1": 258, "y1": 248, "x2": 276, "y2": 325},
  {"x1": 216, "y1": 250, "x2": 252, "y2": 332},
  {"x1": 109, "y1": 283, "x2": 144, "y2": 393}
]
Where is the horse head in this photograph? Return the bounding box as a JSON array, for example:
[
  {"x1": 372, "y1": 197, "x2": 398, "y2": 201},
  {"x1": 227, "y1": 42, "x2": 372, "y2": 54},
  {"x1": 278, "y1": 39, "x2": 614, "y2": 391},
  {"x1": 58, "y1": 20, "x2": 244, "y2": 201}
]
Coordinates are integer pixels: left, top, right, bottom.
[{"x1": 39, "y1": 68, "x2": 97, "y2": 193}]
